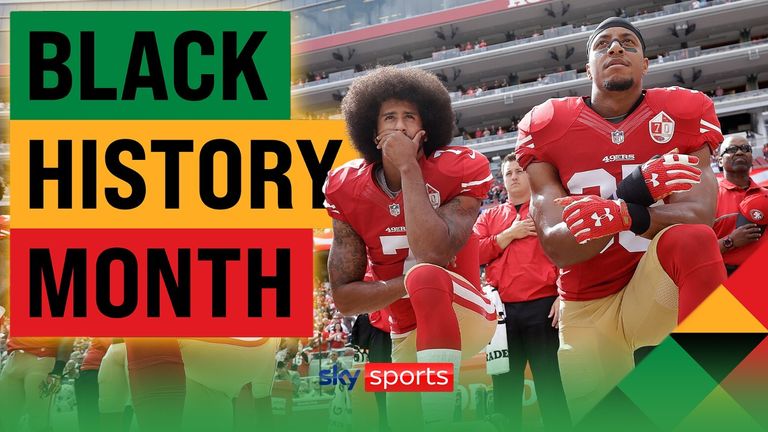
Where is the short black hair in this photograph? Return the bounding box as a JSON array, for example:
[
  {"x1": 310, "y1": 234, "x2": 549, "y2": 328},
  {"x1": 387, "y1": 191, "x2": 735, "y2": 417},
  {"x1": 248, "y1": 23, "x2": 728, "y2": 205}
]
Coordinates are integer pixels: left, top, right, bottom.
[
  {"x1": 341, "y1": 66, "x2": 455, "y2": 163},
  {"x1": 587, "y1": 17, "x2": 646, "y2": 54}
]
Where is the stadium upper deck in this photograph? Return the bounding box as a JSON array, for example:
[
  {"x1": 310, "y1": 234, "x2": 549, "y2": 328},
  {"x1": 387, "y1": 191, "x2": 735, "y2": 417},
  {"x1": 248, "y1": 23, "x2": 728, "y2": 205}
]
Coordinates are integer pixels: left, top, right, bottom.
[
  {"x1": 287, "y1": 0, "x2": 768, "y2": 154},
  {"x1": 1, "y1": 0, "x2": 767, "y2": 156}
]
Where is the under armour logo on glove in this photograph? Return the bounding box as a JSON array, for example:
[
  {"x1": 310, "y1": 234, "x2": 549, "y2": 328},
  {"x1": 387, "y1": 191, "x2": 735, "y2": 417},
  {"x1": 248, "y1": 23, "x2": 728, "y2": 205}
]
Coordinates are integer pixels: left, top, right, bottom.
[
  {"x1": 617, "y1": 152, "x2": 702, "y2": 207},
  {"x1": 555, "y1": 195, "x2": 632, "y2": 244},
  {"x1": 590, "y1": 208, "x2": 615, "y2": 227},
  {"x1": 649, "y1": 173, "x2": 660, "y2": 188},
  {"x1": 643, "y1": 154, "x2": 701, "y2": 199}
]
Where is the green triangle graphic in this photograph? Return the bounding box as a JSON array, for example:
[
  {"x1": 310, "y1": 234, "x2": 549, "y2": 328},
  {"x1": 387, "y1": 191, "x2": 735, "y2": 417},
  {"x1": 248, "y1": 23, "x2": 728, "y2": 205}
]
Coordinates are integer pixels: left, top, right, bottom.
[
  {"x1": 674, "y1": 386, "x2": 764, "y2": 432},
  {"x1": 670, "y1": 333, "x2": 767, "y2": 382},
  {"x1": 618, "y1": 337, "x2": 718, "y2": 431},
  {"x1": 576, "y1": 387, "x2": 661, "y2": 432}
]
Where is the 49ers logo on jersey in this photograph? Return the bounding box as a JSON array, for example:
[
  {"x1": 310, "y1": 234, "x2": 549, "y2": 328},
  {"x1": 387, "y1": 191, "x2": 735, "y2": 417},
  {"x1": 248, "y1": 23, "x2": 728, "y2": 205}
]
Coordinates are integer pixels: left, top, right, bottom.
[
  {"x1": 649, "y1": 111, "x2": 675, "y2": 144},
  {"x1": 426, "y1": 184, "x2": 441, "y2": 209}
]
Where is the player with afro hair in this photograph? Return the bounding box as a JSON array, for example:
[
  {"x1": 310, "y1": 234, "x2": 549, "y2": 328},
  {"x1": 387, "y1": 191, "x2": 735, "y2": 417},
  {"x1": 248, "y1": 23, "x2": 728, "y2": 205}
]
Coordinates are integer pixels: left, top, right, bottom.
[
  {"x1": 325, "y1": 66, "x2": 497, "y2": 430},
  {"x1": 341, "y1": 66, "x2": 455, "y2": 163}
]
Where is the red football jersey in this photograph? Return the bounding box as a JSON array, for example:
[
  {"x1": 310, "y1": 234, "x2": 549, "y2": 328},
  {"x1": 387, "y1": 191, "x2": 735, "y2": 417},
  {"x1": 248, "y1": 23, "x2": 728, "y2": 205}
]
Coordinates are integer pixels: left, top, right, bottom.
[
  {"x1": 324, "y1": 146, "x2": 493, "y2": 335},
  {"x1": 516, "y1": 87, "x2": 723, "y2": 301}
]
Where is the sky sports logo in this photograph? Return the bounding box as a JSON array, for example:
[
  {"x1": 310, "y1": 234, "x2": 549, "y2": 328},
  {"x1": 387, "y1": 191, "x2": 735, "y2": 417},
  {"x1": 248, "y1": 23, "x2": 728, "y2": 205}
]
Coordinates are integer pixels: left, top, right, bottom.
[{"x1": 319, "y1": 363, "x2": 453, "y2": 392}]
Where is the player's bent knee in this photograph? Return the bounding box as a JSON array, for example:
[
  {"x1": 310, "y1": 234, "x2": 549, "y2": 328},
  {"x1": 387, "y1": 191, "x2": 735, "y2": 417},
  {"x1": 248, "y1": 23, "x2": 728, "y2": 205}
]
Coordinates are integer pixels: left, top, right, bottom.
[
  {"x1": 667, "y1": 224, "x2": 717, "y2": 241},
  {"x1": 404, "y1": 264, "x2": 452, "y2": 296},
  {"x1": 658, "y1": 224, "x2": 719, "y2": 255}
]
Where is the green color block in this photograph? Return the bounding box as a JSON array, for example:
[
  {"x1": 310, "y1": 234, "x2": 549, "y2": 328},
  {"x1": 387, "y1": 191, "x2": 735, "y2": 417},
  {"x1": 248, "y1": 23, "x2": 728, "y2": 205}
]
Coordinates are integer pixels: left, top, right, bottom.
[
  {"x1": 671, "y1": 333, "x2": 766, "y2": 383},
  {"x1": 576, "y1": 388, "x2": 661, "y2": 432},
  {"x1": 618, "y1": 337, "x2": 718, "y2": 431},
  {"x1": 11, "y1": 11, "x2": 290, "y2": 119},
  {"x1": 674, "y1": 386, "x2": 764, "y2": 432}
]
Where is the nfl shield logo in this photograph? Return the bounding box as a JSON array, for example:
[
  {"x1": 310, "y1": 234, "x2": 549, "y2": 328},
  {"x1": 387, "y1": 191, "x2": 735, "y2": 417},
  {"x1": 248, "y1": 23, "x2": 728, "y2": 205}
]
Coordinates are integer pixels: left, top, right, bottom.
[
  {"x1": 611, "y1": 130, "x2": 625, "y2": 144},
  {"x1": 426, "y1": 184, "x2": 441, "y2": 209},
  {"x1": 649, "y1": 111, "x2": 675, "y2": 144},
  {"x1": 389, "y1": 203, "x2": 400, "y2": 217}
]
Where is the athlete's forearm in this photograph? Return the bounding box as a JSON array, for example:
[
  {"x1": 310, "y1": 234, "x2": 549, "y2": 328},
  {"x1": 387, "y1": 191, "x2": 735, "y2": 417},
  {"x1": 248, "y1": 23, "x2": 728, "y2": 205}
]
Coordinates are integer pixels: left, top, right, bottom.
[
  {"x1": 399, "y1": 161, "x2": 456, "y2": 265},
  {"x1": 644, "y1": 200, "x2": 715, "y2": 238},
  {"x1": 528, "y1": 168, "x2": 611, "y2": 267},
  {"x1": 331, "y1": 276, "x2": 405, "y2": 316},
  {"x1": 535, "y1": 208, "x2": 612, "y2": 268},
  {"x1": 327, "y1": 217, "x2": 396, "y2": 316}
]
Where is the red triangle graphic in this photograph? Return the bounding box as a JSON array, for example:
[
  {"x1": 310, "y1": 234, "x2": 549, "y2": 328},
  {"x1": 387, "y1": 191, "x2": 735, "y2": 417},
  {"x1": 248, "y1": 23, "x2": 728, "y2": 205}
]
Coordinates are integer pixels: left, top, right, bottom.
[{"x1": 724, "y1": 240, "x2": 768, "y2": 328}]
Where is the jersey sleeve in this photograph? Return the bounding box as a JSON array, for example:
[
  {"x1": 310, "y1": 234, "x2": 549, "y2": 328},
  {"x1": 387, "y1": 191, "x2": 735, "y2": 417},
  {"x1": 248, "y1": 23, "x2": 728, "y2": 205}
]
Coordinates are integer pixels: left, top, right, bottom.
[
  {"x1": 696, "y1": 93, "x2": 724, "y2": 153},
  {"x1": 431, "y1": 147, "x2": 493, "y2": 200},
  {"x1": 324, "y1": 159, "x2": 372, "y2": 224},
  {"x1": 459, "y1": 150, "x2": 494, "y2": 200},
  {"x1": 323, "y1": 167, "x2": 349, "y2": 223},
  {"x1": 515, "y1": 101, "x2": 556, "y2": 170}
]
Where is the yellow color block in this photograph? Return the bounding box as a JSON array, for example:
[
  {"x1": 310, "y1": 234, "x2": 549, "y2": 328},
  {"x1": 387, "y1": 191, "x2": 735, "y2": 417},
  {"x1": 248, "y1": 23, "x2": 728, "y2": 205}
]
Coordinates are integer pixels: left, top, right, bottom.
[
  {"x1": 675, "y1": 286, "x2": 767, "y2": 333},
  {"x1": 11, "y1": 120, "x2": 358, "y2": 229}
]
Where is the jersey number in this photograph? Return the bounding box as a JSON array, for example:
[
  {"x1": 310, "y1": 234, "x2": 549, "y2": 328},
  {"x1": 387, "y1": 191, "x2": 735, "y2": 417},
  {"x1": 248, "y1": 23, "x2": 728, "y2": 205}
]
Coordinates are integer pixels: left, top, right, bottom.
[
  {"x1": 379, "y1": 234, "x2": 417, "y2": 272},
  {"x1": 566, "y1": 166, "x2": 651, "y2": 253},
  {"x1": 379, "y1": 235, "x2": 416, "y2": 297}
]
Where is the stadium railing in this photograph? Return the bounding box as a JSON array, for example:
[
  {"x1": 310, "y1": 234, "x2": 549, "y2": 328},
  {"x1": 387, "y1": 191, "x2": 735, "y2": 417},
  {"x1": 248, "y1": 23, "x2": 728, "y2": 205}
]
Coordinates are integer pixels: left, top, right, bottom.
[{"x1": 291, "y1": 0, "x2": 750, "y2": 91}]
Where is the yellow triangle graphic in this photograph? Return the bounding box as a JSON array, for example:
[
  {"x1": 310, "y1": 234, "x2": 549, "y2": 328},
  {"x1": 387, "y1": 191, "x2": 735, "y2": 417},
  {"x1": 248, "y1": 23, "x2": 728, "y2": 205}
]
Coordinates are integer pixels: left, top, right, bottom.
[{"x1": 675, "y1": 286, "x2": 767, "y2": 333}]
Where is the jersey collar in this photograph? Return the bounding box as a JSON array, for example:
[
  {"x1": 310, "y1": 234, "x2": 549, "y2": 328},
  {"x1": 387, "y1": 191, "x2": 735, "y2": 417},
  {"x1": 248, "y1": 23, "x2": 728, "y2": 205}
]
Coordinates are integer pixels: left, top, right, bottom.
[{"x1": 720, "y1": 177, "x2": 760, "y2": 192}]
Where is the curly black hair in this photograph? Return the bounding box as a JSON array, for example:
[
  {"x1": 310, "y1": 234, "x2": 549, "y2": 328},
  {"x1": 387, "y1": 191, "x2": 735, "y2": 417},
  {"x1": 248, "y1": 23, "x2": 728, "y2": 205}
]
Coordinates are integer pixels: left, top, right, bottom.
[{"x1": 341, "y1": 66, "x2": 455, "y2": 163}]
